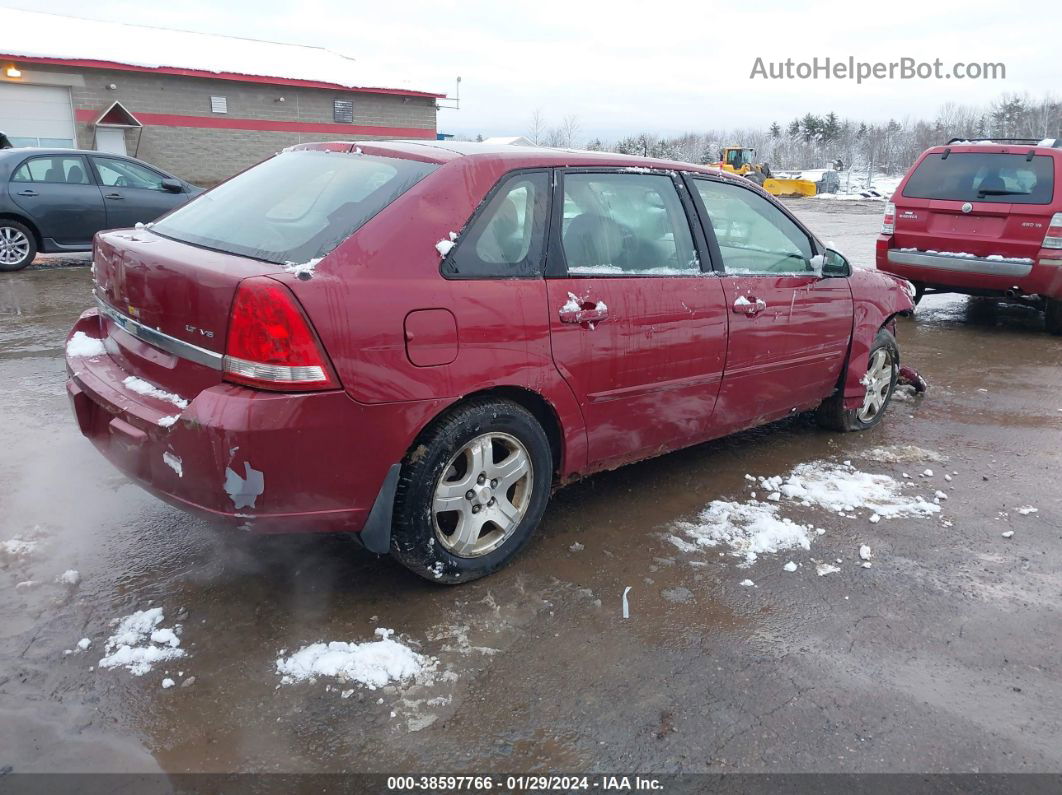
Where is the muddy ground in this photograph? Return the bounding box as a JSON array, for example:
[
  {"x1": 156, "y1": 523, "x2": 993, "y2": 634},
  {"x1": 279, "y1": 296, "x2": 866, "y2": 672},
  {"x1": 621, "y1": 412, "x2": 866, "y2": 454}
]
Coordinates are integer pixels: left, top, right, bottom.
[{"x1": 1, "y1": 200, "x2": 1060, "y2": 775}]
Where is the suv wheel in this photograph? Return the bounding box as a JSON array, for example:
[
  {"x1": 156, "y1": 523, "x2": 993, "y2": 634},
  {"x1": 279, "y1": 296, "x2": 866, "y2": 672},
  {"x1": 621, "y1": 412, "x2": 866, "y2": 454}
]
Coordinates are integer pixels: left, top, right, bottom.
[
  {"x1": 391, "y1": 399, "x2": 552, "y2": 584},
  {"x1": 1046, "y1": 298, "x2": 1062, "y2": 336},
  {"x1": 0, "y1": 221, "x2": 36, "y2": 272},
  {"x1": 817, "y1": 328, "x2": 899, "y2": 432}
]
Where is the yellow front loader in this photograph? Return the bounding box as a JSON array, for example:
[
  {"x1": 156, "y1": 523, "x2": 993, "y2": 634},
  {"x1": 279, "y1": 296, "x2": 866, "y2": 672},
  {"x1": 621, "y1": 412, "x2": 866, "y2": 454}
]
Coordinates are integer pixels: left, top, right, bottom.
[{"x1": 713, "y1": 147, "x2": 817, "y2": 198}]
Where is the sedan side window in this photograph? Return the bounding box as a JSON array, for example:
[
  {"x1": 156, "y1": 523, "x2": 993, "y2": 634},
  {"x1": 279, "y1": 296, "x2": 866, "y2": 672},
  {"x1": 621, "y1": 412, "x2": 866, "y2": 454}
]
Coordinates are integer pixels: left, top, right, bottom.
[
  {"x1": 561, "y1": 172, "x2": 698, "y2": 276},
  {"x1": 443, "y1": 171, "x2": 549, "y2": 278},
  {"x1": 11, "y1": 156, "x2": 91, "y2": 185},
  {"x1": 92, "y1": 158, "x2": 166, "y2": 191},
  {"x1": 692, "y1": 178, "x2": 814, "y2": 274}
]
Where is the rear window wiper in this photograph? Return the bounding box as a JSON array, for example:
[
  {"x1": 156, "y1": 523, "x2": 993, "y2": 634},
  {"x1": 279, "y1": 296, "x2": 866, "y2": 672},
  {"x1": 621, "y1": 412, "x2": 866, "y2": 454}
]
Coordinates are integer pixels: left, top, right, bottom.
[{"x1": 976, "y1": 189, "x2": 1029, "y2": 196}]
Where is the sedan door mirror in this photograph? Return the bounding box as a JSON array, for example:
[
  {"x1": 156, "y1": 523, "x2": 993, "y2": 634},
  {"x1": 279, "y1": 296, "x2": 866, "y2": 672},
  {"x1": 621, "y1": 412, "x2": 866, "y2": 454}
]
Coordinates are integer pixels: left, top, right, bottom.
[
  {"x1": 820, "y1": 247, "x2": 851, "y2": 278},
  {"x1": 161, "y1": 178, "x2": 184, "y2": 193}
]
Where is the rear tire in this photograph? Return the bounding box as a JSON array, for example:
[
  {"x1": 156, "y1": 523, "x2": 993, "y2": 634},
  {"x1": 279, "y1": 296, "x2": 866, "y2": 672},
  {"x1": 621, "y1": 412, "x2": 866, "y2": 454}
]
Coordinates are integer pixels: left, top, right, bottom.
[
  {"x1": 1046, "y1": 298, "x2": 1062, "y2": 336},
  {"x1": 390, "y1": 399, "x2": 552, "y2": 584},
  {"x1": 0, "y1": 221, "x2": 36, "y2": 272},
  {"x1": 817, "y1": 328, "x2": 899, "y2": 432}
]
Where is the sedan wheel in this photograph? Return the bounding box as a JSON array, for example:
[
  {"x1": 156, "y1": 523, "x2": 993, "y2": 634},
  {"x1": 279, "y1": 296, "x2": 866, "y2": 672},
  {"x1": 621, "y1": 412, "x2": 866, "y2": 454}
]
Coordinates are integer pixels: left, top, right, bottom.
[
  {"x1": 0, "y1": 224, "x2": 34, "y2": 271},
  {"x1": 433, "y1": 432, "x2": 533, "y2": 558},
  {"x1": 857, "y1": 347, "x2": 895, "y2": 423}
]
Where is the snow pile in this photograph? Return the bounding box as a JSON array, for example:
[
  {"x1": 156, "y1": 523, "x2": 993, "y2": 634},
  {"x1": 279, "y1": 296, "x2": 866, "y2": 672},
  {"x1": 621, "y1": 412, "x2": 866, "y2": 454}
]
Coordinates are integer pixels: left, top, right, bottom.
[
  {"x1": 98, "y1": 608, "x2": 186, "y2": 676},
  {"x1": 671, "y1": 500, "x2": 815, "y2": 564},
  {"x1": 862, "y1": 445, "x2": 944, "y2": 464},
  {"x1": 758, "y1": 461, "x2": 940, "y2": 519},
  {"x1": 435, "y1": 232, "x2": 458, "y2": 257},
  {"x1": 276, "y1": 628, "x2": 432, "y2": 689},
  {"x1": 66, "y1": 332, "x2": 106, "y2": 358},
  {"x1": 56, "y1": 569, "x2": 81, "y2": 586},
  {"x1": 1, "y1": 537, "x2": 38, "y2": 558},
  {"x1": 122, "y1": 376, "x2": 188, "y2": 410}
]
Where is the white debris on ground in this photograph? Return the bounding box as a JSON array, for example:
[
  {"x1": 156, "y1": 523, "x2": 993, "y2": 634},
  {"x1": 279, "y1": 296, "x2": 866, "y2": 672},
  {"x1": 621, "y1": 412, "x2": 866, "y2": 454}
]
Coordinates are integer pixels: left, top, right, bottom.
[
  {"x1": 66, "y1": 331, "x2": 107, "y2": 358},
  {"x1": 672, "y1": 500, "x2": 816, "y2": 565},
  {"x1": 859, "y1": 545, "x2": 873, "y2": 561},
  {"x1": 2, "y1": 537, "x2": 38, "y2": 557},
  {"x1": 861, "y1": 445, "x2": 945, "y2": 464},
  {"x1": 1017, "y1": 506, "x2": 1038, "y2": 515},
  {"x1": 739, "y1": 579, "x2": 755, "y2": 587},
  {"x1": 97, "y1": 608, "x2": 186, "y2": 676},
  {"x1": 816, "y1": 563, "x2": 841, "y2": 576},
  {"x1": 435, "y1": 232, "x2": 458, "y2": 257},
  {"x1": 758, "y1": 461, "x2": 940, "y2": 519},
  {"x1": 783, "y1": 561, "x2": 798, "y2": 572},
  {"x1": 276, "y1": 628, "x2": 434, "y2": 689},
  {"x1": 161, "y1": 678, "x2": 175, "y2": 689},
  {"x1": 569, "y1": 542, "x2": 584, "y2": 552},
  {"x1": 56, "y1": 569, "x2": 81, "y2": 585},
  {"x1": 122, "y1": 376, "x2": 189, "y2": 410},
  {"x1": 1002, "y1": 531, "x2": 1015, "y2": 539}
]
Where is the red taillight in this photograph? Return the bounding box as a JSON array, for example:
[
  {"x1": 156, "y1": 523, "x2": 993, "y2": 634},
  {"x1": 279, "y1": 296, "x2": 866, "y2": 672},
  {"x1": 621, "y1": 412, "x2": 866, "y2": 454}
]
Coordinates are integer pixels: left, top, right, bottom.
[
  {"x1": 1044, "y1": 212, "x2": 1062, "y2": 249},
  {"x1": 882, "y1": 201, "x2": 896, "y2": 235},
  {"x1": 223, "y1": 277, "x2": 337, "y2": 391}
]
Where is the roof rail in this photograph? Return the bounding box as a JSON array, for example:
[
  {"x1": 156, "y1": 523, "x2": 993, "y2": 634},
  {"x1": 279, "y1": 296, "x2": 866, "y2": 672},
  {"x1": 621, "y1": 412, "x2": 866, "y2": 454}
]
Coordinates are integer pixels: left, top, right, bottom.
[{"x1": 946, "y1": 137, "x2": 1060, "y2": 147}]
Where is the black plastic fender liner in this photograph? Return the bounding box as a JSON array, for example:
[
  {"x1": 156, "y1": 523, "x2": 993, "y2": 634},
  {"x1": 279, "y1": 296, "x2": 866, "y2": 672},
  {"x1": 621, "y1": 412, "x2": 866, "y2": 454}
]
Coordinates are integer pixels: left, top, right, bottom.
[{"x1": 358, "y1": 463, "x2": 401, "y2": 554}]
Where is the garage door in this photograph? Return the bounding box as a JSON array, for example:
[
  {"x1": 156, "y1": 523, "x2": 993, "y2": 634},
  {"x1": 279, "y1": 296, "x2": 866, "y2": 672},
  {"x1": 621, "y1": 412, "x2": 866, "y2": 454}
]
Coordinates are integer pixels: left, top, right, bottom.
[{"x1": 0, "y1": 83, "x2": 76, "y2": 148}]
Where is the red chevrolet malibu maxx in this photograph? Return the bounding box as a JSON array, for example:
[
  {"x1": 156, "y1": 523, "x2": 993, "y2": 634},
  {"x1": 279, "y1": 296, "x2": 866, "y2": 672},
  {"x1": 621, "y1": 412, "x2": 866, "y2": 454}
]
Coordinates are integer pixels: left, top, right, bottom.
[
  {"x1": 877, "y1": 137, "x2": 1062, "y2": 334},
  {"x1": 66, "y1": 141, "x2": 915, "y2": 582}
]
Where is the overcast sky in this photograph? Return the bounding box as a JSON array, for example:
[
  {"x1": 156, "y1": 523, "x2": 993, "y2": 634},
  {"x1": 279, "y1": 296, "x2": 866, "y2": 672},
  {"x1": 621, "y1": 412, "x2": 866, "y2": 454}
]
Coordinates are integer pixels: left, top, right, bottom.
[{"x1": 15, "y1": 0, "x2": 1059, "y2": 142}]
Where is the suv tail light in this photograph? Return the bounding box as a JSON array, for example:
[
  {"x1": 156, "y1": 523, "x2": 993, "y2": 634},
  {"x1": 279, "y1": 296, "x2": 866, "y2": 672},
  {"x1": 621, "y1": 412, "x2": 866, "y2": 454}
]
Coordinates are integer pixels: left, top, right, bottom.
[
  {"x1": 1044, "y1": 212, "x2": 1062, "y2": 249},
  {"x1": 882, "y1": 202, "x2": 896, "y2": 235},
  {"x1": 223, "y1": 277, "x2": 338, "y2": 391}
]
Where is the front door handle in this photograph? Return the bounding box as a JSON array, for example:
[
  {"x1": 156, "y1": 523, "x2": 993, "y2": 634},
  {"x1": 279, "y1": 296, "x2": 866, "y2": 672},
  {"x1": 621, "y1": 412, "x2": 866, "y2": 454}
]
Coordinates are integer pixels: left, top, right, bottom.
[
  {"x1": 104, "y1": 193, "x2": 125, "y2": 200},
  {"x1": 732, "y1": 296, "x2": 767, "y2": 316},
  {"x1": 16, "y1": 189, "x2": 38, "y2": 197}
]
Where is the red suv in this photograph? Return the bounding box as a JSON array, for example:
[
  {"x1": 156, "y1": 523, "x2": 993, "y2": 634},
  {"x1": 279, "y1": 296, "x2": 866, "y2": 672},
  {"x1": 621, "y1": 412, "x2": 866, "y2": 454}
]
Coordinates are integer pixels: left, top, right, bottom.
[
  {"x1": 65, "y1": 142, "x2": 915, "y2": 582},
  {"x1": 877, "y1": 137, "x2": 1062, "y2": 334}
]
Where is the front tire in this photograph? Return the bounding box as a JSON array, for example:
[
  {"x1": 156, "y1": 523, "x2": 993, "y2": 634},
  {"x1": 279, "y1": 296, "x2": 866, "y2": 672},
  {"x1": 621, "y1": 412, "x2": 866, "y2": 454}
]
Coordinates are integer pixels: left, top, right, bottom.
[
  {"x1": 391, "y1": 399, "x2": 552, "y2": 584},
  {"x1": 0, "y1": 221, "x2": 36, "y2": 272},
  {"x1": 817, "y1": 328, "x2": 899, "y2": 432},
  {"x1": 1046, "y1": 298, "x2": 1062, "y2": 336}
]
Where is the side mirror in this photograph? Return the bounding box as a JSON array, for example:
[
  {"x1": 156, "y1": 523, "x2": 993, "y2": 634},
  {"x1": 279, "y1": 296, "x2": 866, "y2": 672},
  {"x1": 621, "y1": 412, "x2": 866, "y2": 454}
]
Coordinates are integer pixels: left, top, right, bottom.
[
  {"x1": 161, "y1": 178, "x2": 183, "y2": 193},
  {"x1": 821, "y1": 247, "x2": 851, "y2": 278}
]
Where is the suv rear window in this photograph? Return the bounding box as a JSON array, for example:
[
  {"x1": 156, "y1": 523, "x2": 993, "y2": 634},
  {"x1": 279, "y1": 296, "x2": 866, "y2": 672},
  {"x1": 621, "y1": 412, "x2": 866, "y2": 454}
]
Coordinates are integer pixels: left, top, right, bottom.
[
  {"x1": 902, "y1": 152, "x2": 1054, "y2": 204},
  {"x1": 152, "y1": 150, "x2": 438, "y2": 265}
]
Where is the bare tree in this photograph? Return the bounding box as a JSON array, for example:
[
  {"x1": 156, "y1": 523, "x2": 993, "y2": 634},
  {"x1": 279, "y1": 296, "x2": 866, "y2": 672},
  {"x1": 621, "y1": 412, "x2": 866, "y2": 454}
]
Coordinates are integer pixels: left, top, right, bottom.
[
  {"x1": 560, "y1": 114, "x2": 581, "y2": 148},
  {"x1": 527, "y1": 109, "x2": 547, "y2": 146}
]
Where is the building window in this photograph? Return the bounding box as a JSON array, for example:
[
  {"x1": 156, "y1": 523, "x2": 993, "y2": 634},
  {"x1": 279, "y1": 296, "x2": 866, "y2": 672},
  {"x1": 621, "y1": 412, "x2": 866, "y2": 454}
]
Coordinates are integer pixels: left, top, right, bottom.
[
  {"x1": 333, "y1": 99, "x2": 353, "y2": 123},
  {"x1": 210, "y1": 96, "x2": 228, "y2": 114}
]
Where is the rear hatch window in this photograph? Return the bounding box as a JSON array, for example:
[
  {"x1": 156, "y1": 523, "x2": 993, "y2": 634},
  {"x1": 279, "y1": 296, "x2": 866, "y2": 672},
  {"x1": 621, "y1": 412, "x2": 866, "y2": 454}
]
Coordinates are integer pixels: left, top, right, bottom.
[
  {"x1": 902, "y1": 152, "x2": 1054, "y2": 204},
  {"x1": 152, "y1": 150, "x2": 438, "y2": 266}
]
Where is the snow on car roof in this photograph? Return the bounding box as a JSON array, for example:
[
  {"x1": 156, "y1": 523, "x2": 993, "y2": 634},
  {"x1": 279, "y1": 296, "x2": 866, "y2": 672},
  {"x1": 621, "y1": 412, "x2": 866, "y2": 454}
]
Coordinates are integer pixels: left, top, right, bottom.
[{"x1": 0, "y1": 8, "x2": 442, "y2": 97}]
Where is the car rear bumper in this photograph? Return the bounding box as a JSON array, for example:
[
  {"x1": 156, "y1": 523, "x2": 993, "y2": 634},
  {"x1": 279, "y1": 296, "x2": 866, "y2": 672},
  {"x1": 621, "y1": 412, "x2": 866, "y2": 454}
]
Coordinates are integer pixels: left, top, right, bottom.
[
  {"x1": 877, "y1": 238, "x2": 1062, "y2": 298},
  {"x1": 65, "y1": 310, "x2": 435, "y2": 536}
]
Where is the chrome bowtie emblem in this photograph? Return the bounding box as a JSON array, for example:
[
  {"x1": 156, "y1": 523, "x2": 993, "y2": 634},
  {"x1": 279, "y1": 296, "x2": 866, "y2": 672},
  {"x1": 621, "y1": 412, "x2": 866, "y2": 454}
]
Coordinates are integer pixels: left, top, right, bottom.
[{"x1": 961, "y1": 202, "x2": 973, "y2": 213}]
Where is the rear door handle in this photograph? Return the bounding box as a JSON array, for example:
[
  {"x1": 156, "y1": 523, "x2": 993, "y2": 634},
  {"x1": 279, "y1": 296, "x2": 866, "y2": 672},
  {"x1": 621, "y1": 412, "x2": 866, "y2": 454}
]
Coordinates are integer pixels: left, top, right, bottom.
[
  {"x1": 559, "y1": 306, "x2": 609, "y2": 325},
  {"x1": 104, "y1": 193, "x2": 125, "y2": 200},
  {"x1": 16, "y1": 189, "x2": 38, "y2": 197},
  {"x1": 732, "y1": 296, "x2": 767, "y2": 316}
]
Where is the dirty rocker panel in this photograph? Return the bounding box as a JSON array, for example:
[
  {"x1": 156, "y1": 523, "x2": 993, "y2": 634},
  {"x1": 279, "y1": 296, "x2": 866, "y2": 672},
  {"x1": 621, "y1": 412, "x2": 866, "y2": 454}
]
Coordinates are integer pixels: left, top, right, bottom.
[{"x1": 886, "y1": 250, "x2": 1034, "y2": 278}]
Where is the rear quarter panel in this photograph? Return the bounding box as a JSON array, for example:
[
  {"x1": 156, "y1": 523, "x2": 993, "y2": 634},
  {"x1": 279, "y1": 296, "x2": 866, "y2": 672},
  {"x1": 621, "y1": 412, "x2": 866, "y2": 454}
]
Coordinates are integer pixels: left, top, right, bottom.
[{"x1": 280, "y1": 158, "x2": 589, "y2": 478}]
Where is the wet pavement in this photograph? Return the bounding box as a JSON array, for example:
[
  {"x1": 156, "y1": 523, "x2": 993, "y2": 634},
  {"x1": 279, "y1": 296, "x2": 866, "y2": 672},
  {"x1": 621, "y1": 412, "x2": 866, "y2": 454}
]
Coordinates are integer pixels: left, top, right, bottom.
[{"x1": 1, "y1": 201, "x2": 1060, "y2": 775}]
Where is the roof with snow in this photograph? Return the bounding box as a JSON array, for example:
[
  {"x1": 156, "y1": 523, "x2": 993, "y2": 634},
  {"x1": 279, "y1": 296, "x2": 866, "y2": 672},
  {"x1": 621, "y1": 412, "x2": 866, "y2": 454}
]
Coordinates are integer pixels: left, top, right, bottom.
[
  {"x1": 0, "y1": 8, "x2": 444, "y2": 98},
  {"x1": 482, "y1": 136, "x2": 537, "y2": 146}
]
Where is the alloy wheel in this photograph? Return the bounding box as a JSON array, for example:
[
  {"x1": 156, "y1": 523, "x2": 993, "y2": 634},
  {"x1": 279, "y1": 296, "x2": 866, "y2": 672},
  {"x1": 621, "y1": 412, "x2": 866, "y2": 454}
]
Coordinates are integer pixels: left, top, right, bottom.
[
  {"x1": 857, "y1": 347, "x2": 896, "y2": 423},
  {"x1": 432, "y1": 432, "x2": 534, "y2": 558},
  {"x1": 0, "y1": 226, "x2": 30, "y2": 266}
]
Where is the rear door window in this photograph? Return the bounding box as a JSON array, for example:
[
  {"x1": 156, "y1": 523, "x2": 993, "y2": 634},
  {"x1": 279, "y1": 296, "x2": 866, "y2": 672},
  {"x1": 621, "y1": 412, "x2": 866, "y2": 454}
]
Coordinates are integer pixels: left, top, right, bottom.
[
  {"x1": 560, "y1": 172, "x2": 699, "y2": 276},
  {"x1": 152, "y1": 150, "x2": 437, "y2": 265},
  {"x1": 11, "y1": 156, "x2": 91, "y2": 184},
  {"x1": 902, "y1": 152, "x2": 1054, "y2": 204}
]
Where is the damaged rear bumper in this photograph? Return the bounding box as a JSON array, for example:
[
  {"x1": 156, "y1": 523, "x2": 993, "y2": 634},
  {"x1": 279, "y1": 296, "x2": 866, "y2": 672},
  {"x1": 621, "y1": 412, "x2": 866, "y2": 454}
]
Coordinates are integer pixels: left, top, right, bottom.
[{"x1": 65, "y1": 315, "x2": 406, "y2": 537}]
